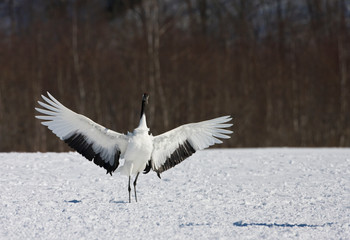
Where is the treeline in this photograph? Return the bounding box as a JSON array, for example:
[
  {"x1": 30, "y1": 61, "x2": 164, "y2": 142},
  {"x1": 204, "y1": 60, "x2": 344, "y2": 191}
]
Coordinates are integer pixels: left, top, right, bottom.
[{"x1": 0, "y1": 0, "x2": 349, "y2": 151}]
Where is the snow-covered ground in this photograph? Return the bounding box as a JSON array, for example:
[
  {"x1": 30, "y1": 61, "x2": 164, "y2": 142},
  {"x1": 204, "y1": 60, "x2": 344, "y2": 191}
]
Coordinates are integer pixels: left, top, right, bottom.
[{"x1": 1, "y1": 149, "x2": 349, "y2": 239}]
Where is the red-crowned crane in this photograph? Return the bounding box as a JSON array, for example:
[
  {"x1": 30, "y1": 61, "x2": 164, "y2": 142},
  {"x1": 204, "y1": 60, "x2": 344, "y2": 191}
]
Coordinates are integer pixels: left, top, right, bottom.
[{"x1": 35, "y1": 93, "x2": 233, "y2": 203}]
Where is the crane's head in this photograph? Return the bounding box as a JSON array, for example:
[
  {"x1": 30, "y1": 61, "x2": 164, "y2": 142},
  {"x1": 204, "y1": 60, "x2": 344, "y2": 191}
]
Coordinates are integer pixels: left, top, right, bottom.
[{"x1": 142, "y1": 93, "x2": 149, "y2": 104}]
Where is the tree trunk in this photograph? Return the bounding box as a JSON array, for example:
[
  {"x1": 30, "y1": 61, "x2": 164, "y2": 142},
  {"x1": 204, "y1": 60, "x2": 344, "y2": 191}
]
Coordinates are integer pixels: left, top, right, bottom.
[
  {"x1": 34, "y1": 30, "x2": 46, "y2": 151},
  {"x1": 72, "y1": 3, "x2": 86, "y2": 113},
  {"x1": 338, "y1": 0, "x2": 349, "y2": 146},
  {"x1": 144, "y1": 0, "x2": 169, "y2": 129}
]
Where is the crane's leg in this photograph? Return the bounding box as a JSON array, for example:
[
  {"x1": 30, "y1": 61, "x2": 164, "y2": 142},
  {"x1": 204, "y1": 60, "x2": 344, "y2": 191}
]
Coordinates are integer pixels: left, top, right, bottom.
[
  {"x1": 128, "y1": 176, "x2": 131, "y2": 203},
  {"x1": 133, "y1": 172, "x2": 140, "y2": 202}
]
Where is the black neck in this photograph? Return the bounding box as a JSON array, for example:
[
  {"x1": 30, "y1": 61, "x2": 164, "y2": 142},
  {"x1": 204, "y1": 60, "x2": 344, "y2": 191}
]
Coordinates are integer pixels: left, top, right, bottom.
[{"x1": 140, "y1": 99, "x2": 146, "y2": 119}]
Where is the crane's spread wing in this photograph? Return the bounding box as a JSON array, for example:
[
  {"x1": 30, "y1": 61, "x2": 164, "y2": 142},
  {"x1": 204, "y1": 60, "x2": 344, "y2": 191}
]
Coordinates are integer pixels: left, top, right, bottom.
[
  {"x1": 150, "y1": 116, "x2": 233, "y2": 174},
  {"x1": 35, "y1": 92, "x2": 129, "y2": 175}
]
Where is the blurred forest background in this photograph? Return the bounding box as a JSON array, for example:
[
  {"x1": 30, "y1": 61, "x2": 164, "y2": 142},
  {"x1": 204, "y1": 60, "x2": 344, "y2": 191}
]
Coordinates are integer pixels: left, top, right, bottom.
[{"x1": 0, "y1": 0, "x2": 349, "y2": 151}]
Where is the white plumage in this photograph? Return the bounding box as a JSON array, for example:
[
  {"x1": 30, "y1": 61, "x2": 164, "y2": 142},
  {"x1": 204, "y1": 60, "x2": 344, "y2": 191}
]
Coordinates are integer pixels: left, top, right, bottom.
[{"x1": 35, "y1": 92, "x2": 233, "y2": 202}]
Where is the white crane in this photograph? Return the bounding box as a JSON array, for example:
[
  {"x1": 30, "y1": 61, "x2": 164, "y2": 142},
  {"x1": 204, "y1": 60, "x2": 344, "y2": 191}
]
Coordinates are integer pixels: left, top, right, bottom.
[{"x1": 35, "y1": 92, "x2": 233, "y2": 203}]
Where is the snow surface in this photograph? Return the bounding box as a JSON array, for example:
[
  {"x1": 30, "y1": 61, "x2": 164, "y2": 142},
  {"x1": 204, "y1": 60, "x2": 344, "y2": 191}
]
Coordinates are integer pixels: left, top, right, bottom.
[{"x1": 1, "y1": 148, "x2": 349, "y2": 239}]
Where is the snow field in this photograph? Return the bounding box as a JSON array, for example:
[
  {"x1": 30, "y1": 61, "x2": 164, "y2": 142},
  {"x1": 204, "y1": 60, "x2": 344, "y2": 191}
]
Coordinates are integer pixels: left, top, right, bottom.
[{"x1": 1, "y1": 149, "x2": 349, "y2": 239}]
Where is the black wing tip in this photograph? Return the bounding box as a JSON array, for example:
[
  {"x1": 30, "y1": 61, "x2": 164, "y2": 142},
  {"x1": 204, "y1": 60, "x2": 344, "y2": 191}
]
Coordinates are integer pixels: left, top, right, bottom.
[
  {"x1": 143, "y1": 160, "x2": 152, "y2": 174},
  {"x1": 157, "y1": 140, "x2": 196, "y2": 173},
  {"x1": 93, "y1": 152, "x2": 120, "y2": 174},
  {"x1": 143, "y1": 160, "x2": 161, "y2": 178},
  {"x1": 64, "y1": 132, "x2": 121, "y2": 175}
]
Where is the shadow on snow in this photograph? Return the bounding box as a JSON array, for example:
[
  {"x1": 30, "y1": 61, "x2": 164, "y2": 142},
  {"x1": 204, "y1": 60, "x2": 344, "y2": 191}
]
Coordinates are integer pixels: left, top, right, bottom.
[
  {"x1": 233, "y1": 221, "x2": 334, "y2": 228},
  {"x1": 109, "y1": 200, "x2": 128, "y2": 204},
  {"x1": 64, "y1": 199, "x2": 82, "y2": 203}
]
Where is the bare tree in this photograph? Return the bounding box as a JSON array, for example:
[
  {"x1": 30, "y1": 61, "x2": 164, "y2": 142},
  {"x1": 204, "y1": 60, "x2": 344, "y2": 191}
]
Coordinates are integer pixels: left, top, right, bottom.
[
  {"x1": 0, "y1": 0, "x2": 349, "y2": 150},
  {"x1": 337, "y1": 0, "x2": 349, "y2": 146},
  {"x1": 142, "y1": 0, "x2": 169, "y2": 129},
  {"x1": 72, "y1": 1, "x2": 86, "y2": 113}
]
